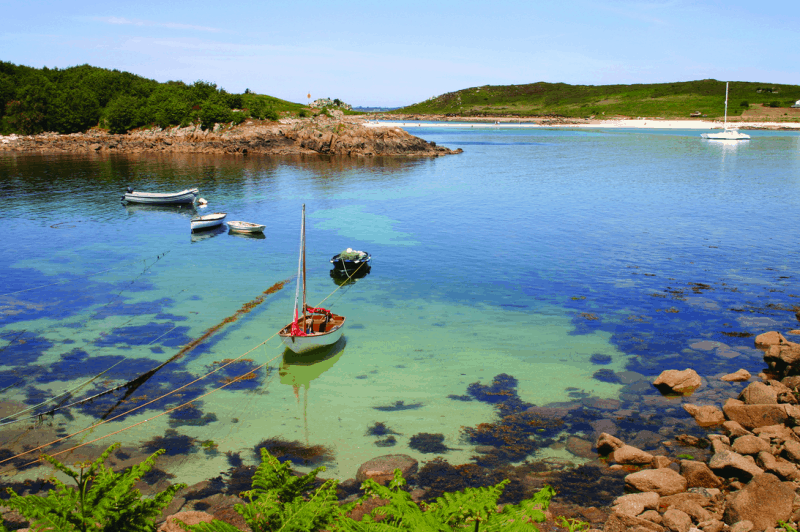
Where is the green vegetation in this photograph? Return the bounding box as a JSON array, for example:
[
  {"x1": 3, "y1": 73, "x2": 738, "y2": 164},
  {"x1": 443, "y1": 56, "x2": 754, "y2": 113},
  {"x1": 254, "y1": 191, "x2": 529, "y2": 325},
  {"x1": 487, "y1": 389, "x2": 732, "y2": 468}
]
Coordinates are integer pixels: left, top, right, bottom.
[
  {"x1": 395, "y1": 79, "x2": 800, "y2": 119},
  {"x1": 0, "y1": 443, "x2": 184, "y2": 532},
  {"x1": 188, "y1": 448, "x2": 555, "y2": 531},
  {"x1": 1, "y1": 444, "x2": 562, "y2": 531},
  {"x1": 0, "y1": 61, "x2": 305, "y2": 135}
]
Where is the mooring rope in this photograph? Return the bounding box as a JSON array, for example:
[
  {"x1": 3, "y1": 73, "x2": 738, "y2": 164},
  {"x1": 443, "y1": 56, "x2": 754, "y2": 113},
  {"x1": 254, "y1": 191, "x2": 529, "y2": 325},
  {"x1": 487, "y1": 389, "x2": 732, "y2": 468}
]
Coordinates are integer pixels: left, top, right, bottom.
[
  {"x1": 0, "y1": 277, "x2": 290, "y2": 428},
  {"x1": 0, "y1": 331, "x2": 285, "y2": 472},
  {"x1": 0, "y1": 250, "x2": 172, "y2": 298},
  {"x1": 0, "y1": 326, "x2": 179, "y2": 427},
  {"x1": 0, "y1": 264, "x2": 367, "y2": 473}
]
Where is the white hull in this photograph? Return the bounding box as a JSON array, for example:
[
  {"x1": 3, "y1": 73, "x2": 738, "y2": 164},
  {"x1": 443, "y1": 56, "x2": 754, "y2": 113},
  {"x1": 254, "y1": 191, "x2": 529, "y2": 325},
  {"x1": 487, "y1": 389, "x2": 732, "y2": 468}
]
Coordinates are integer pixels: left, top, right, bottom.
[
  {"x1": 701, "y1": 129, "x2": 750, "y2": 140},
  {"x1": 191, "y1": 213, "x2": 227, "y2": 231},
  {"x1": 280, "y1": 328, "x2": 344, "y2": 354},
  {"x1": 228, "y1": 221, "x2": 266, "y2": 233},
  {"x1": 123, "y1": 188, "x2": 199, "y2": 205}
]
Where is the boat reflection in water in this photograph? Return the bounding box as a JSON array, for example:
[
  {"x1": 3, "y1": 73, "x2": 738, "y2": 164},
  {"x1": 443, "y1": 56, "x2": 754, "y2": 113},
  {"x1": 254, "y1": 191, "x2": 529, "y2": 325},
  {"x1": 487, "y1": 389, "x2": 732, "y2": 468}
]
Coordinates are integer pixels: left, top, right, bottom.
[
  {"x1": 190, "y1": 225, "x2": 226, "y2": 243},
  {"x1": 228, "y1": 230, "x2": 266, "y2": 240},
  {"x1": 279, "y1": 337, "x2": 346, "y2": 441},
  {"x1": 329, "y1": 264, "x2": 371, "y2": 286},
  {"x1": 125, "y1": 203, "x2": 197, "y2": 218}
]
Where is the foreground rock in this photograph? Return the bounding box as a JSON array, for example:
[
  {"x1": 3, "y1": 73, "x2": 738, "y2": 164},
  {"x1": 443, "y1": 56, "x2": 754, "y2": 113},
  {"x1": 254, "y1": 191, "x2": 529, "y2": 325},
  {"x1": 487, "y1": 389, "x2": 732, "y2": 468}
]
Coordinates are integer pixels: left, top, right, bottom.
[
  {"x1": 653, "y1": 369, "x2": 702, "y2": 395},
  {"x1": 356, "y1": 454, "x2": 418, "y2": 485},
  {"x1": 0, "y1": 118, "x2": 462, "y2": 158}
]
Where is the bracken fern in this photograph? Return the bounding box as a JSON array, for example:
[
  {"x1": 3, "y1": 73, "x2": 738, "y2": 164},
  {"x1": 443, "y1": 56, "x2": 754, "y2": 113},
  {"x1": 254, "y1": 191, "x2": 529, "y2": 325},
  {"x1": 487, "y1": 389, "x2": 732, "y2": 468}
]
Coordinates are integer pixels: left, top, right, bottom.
[{"x1": 1, "y1": 442, "x2": 184, "y2": 532}]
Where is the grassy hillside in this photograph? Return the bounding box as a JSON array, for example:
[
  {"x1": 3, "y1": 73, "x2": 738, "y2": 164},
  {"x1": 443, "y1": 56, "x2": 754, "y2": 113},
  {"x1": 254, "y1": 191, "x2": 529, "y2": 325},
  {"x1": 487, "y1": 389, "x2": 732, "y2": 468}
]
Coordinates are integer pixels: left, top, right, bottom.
[{"x1": 395, "y1": 79, "x2": 800, "y2": 119}]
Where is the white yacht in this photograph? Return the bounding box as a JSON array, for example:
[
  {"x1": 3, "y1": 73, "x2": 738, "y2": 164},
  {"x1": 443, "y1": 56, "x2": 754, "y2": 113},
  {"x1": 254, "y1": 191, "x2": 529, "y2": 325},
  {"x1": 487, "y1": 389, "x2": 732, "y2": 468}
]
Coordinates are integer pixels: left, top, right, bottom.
[{"x1": 701, "y1": 82, "x2": 750, "y2": 141}]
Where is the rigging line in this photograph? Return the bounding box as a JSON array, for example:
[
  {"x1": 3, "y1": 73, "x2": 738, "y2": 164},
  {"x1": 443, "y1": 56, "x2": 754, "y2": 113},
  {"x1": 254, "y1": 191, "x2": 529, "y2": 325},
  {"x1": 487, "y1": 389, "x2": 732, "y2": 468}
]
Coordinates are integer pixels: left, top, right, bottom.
[
  {"x1": 0, "y1": 325, "x2": 181, "y2": 427},
  {"x1": 0, "y1": 250, "x2": 172, "y2": 298},
  {"x1": 0, "y1": 331, "x2": 286, "y2": 472}
]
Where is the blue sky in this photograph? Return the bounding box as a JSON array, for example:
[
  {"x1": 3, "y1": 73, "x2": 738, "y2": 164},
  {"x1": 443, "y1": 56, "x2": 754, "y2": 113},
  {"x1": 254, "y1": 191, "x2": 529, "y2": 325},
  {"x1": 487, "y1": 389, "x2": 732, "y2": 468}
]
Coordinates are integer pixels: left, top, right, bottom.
[{"x1": 2, "y1": 0, "x2": 798, "y2": 107}]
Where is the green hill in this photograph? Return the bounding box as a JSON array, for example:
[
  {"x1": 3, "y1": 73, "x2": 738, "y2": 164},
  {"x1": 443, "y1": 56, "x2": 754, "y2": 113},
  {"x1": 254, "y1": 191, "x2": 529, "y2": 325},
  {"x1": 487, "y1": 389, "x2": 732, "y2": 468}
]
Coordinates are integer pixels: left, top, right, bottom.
[
  {"x1": 395, "y1": 79, "x2": 800, "y2": 119},
  {"x1": 0, "y1": 61, "x2": 305, "y2": 135}
]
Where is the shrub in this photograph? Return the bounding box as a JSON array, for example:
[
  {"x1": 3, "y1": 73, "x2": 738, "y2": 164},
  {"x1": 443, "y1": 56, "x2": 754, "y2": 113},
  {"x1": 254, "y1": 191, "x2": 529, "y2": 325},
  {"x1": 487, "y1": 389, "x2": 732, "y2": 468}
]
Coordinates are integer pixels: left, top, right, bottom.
[
  {"x1": 298, "y1": 109, "x2": 307, "y2": 118},
  {"x1": 739, "y1": 101, "x2": 749, "y2": 108},
  {"x1": 769, "y1": 101, "x2": 781, "y2": 108},
  {"x1": 199, "y1": 97, "x2": 234, "y2": 130},
  {"x1": 0, "y1": 443, "x2": 184, "y2": 532}
]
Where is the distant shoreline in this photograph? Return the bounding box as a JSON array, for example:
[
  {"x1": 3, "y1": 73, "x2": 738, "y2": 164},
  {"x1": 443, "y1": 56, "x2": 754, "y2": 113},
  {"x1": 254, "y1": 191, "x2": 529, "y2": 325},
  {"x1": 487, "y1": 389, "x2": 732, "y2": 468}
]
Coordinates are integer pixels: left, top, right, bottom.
[{"x1": 362, "y1": 116, "x2": 800, "y2": 131}]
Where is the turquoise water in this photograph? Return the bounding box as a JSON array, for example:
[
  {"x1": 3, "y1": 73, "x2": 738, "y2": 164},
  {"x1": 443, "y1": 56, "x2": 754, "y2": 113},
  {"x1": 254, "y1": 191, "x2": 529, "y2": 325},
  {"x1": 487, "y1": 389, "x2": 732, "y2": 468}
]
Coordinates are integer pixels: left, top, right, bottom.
[{"x1": 1, "y1": 128, "x2": 800, "y2": 489}]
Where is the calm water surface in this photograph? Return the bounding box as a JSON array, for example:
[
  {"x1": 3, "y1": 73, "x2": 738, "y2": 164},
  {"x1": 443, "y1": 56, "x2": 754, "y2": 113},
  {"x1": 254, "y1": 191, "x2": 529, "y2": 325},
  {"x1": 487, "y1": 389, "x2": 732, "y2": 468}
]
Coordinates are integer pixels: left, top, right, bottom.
[{"x1": 1, "y1": 127, "x2": 799, "y2": 491}]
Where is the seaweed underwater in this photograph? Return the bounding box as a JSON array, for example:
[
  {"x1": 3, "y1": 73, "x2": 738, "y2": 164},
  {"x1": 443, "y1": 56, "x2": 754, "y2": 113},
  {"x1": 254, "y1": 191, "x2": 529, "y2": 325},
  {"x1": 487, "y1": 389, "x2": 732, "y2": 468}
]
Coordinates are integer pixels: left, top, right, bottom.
[{"x1": 0, "y1": 278, "x2": 292, "y2": 475}]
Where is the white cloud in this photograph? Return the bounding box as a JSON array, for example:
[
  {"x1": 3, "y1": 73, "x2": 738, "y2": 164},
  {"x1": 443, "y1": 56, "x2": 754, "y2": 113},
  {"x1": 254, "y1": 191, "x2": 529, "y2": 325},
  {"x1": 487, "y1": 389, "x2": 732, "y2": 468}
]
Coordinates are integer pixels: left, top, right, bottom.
[{"x1": 91, "y1": 16, "x2": 220, "y2": 33}]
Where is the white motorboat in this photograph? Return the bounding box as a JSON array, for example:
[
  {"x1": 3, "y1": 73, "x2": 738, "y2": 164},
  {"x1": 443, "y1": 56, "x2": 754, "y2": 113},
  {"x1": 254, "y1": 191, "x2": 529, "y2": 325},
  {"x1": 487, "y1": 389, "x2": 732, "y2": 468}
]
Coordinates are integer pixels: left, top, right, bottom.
[
  {"x1": 701, "y1": 82, "x2": 750, "y2": 141},
  {"x1": 227, "y1": 221, "x2": 266, "y2": 234},
  {"x1": 279, "y1": 205, "x2": 345, "y2": 354},
  {"x1": 190, "y1": 212, "x2": 227, "y2": 232},
  {"x1": 122, "y1": 187, "x2": 199, "y2": 205}
]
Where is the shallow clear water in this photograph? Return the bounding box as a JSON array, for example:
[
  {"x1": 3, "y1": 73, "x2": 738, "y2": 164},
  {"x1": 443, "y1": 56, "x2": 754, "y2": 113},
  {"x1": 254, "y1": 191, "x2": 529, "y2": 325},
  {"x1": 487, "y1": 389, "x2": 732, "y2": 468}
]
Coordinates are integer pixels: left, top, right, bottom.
[{"x1": 1, "y1": 128, "x2": 800, "y2": 486}]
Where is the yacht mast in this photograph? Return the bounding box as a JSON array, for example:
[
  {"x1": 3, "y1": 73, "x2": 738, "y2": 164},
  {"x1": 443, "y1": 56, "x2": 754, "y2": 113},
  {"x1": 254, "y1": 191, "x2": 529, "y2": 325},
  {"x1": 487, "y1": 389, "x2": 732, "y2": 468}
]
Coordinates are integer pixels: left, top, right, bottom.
[{"x1": 723, "y1": 82, "x2": 729, "y2": 129}]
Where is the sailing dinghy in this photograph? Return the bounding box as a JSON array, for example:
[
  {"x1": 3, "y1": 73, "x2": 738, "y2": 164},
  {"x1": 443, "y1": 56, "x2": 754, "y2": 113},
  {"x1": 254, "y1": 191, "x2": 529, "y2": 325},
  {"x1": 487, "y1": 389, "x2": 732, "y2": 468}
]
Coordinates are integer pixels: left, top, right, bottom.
[{"x1": 279, "y1": 205, "x2": 345, "y2": 353}]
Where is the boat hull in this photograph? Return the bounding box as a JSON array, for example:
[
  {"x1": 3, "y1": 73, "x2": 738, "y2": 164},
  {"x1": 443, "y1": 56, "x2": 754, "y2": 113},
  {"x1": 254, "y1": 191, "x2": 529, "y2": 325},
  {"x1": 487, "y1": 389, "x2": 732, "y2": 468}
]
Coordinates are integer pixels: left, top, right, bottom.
[
  {"x1": 123, "y1": 188, "x2": 199, "y2": 205},
  {"x1": 191, "y1": 213, "x2": 227, "y2": 232},
  {"x1": 228, "y1": 221, "x2": 266, "y2": 234},
  {"x1": 330, "y1": 252, "x2": 371, "y2": 271},
  {"x1": 279, "y1": 314, "x2": 346, "y2": 354},
  {"x1": 701, "y1": 130, "x2": 750, "y2": 140}
]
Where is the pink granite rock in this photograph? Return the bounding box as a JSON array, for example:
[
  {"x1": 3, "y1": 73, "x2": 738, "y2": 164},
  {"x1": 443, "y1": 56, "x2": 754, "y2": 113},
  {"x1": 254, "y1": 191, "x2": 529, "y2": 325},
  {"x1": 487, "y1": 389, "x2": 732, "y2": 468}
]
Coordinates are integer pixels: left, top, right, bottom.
[
  {"x1": 625, "y1": 468, "x2": 687, "y2": 496},
  {"x1": 653, "y1": 369, "x2": 702, "y2": 395},
  {"x1": 723, "y1": 474, "x2": 793, "y2": 529},
  {"x1": 683, "y1": 404, "x2": 725, "y2": 427},
  {"x1": 721, "y1": 369, "x2": 751, "y2": 382}
]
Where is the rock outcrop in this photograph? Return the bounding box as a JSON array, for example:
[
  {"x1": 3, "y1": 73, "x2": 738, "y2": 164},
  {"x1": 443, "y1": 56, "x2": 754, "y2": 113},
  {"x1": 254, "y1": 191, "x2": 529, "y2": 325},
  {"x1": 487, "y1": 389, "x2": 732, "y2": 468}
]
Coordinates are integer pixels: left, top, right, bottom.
[{"x1": 0, "y1": 118, "x2": 462, "y2": 158}]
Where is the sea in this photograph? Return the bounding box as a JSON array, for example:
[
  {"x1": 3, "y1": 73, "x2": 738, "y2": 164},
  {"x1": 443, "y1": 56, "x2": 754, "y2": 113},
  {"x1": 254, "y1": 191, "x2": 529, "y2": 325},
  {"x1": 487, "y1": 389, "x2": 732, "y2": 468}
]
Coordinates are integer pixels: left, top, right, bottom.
[{"x1": 1, "y1": 125, "x2": 799, "y2": 502}]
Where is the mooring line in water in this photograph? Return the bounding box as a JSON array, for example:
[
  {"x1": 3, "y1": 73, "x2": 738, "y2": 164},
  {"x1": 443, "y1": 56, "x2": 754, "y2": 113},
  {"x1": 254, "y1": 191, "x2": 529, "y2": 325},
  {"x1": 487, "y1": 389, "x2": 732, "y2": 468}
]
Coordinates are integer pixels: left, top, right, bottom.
[
  {"x1": 96, "y1": 278, "x2": 292, "y2": 420},
  {"x1": 0, "y1": 272, "x2": 360, "y2": 471},
  {"x1": 0, "y1": 278, "x2": 292, "y2": 468},
  {"x1": 0, "y1": 326, "x2": 180, "y2": 427},
  {"x1": 0, "y1": 275, "x2": 289, "y2": 428},
  {"x1": 0, "y1": 250, "x2": 172, "y2": 298},
  {"x1": 0, "y1": 331, "x2": 286, "y2": 472}
]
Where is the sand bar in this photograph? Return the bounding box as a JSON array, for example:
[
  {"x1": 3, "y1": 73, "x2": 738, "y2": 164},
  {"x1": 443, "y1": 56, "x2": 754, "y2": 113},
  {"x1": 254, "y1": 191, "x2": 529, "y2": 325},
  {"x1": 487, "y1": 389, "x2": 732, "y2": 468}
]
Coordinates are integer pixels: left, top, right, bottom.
[{"x1": 365, "y1": 118, "x2": 800, "y2": 131}]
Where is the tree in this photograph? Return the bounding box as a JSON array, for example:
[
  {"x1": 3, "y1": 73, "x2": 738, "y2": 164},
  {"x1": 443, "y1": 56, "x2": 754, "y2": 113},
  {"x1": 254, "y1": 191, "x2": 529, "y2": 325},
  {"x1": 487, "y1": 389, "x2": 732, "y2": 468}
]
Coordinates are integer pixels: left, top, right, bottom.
[
  {"x1": 105, "y1": 94, "x2": 142, "y2": 134},
  {"x1": 199, "y1": 96, "x2": 233, "y2": 130}
]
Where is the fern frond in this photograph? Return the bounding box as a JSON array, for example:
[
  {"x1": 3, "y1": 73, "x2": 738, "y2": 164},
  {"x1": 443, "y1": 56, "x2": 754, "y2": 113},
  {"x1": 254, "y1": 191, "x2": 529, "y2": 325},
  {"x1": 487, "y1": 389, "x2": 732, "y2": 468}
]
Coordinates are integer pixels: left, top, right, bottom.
[{"x1": 183, "y1": 518, "x2": 242, "y2": 532}]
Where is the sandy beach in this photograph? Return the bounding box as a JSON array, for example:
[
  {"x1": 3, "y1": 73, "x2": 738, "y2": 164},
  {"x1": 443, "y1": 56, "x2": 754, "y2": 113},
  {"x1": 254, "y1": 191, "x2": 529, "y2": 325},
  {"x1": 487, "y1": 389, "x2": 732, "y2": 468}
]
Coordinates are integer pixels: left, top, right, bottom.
[{"x1": 363, "y1": 117, "x2": 800, "y2": 131}]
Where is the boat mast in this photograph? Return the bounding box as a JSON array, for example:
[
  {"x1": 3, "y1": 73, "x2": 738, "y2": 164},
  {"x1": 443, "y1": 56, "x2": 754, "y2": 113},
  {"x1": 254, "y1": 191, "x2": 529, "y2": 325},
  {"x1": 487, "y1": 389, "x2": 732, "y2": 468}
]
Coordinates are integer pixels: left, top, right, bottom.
[
  {"x1": 301, "y1": 204, "x2": 307, "y2": 326},
  {"x1": 723, "y1": 82, "x2": 729, "y2": 129}
]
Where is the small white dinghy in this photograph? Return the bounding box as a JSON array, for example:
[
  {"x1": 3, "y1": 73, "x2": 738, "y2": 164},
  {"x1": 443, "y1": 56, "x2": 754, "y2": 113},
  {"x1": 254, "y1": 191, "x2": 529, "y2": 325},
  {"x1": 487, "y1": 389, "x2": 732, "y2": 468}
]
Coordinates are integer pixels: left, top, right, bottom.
[
  {"x1": 122, "y1": 187, "x2": 199, "y2": 205},
  {"x1": 227, "y1": 221, "x2": 265, "y2": 234},
  {"x1": 191, "y1": 212, "x2": 226, "y2": 232}
]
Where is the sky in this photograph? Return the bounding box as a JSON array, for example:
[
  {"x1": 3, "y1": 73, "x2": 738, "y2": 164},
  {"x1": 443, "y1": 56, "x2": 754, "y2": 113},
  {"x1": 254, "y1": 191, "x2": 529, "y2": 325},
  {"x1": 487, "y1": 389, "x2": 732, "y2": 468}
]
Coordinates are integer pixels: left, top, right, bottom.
[{"x1": 2, "y1": 0, "x2": 798, "y2": 107}]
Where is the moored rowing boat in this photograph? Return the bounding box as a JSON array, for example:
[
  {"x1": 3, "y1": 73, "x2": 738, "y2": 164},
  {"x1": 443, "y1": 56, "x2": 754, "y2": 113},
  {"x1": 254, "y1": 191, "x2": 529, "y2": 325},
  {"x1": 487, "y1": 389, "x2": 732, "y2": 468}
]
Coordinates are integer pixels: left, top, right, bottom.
[
  {"x1": 191, "y1": 212, "x2": 227, "y2": 232},
  {"x1": 122, "y1": 187, "x2": 199, "y2": 205}
]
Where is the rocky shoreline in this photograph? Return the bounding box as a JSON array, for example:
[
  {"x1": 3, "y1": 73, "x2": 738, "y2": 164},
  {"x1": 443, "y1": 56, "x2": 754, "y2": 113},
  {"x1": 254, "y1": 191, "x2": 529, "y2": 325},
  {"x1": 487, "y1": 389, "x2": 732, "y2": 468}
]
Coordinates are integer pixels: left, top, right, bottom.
[
  {"x1": 0, "y1": 117, "x2": 461, "y2": 157},
  {"x1": 143, "y1": 326, "x2": 800, "y2": 532},
  {"x1": 6, "y1": 326, "x2": 800, "y2": 531}
]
